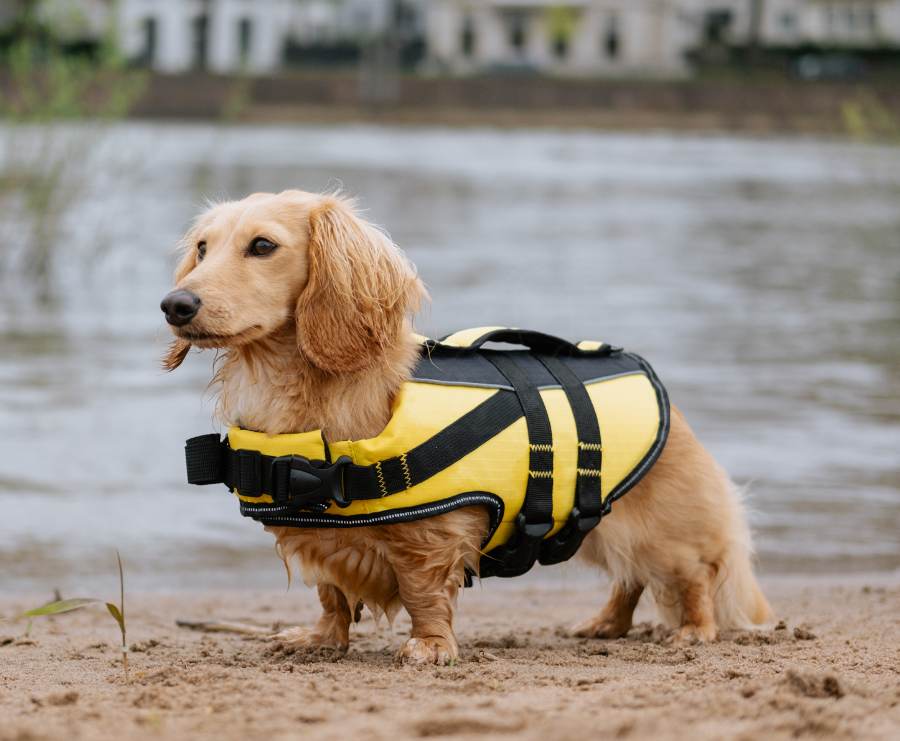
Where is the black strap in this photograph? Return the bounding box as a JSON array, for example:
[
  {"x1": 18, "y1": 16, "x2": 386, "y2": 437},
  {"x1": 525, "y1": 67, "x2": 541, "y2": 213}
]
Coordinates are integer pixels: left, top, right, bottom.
[
  {"x1": 340, "y1": 388, "x2": 522, "y2": 499},
  {"x1": 185, "y1": 433, "x2": 227, "y2": 485},
  {"x1": 531, "y1": 353, "x2": 605, "y2": 566},
  {"x1": 484, "y1": 353, "x2": 554, "y2": 535},
  {"x1": 536, "y1": 355, "x2": 603, "y2": 520}
]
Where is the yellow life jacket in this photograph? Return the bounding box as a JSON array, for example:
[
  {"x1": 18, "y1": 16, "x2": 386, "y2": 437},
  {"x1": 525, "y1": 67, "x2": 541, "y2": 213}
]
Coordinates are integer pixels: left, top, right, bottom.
[{"x1": 184, "y1": 328, "x2": 669, "y2": 579}]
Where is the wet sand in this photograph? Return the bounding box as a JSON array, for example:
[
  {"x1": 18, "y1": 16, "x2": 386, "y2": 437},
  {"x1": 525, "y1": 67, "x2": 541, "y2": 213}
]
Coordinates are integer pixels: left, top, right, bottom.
[{"x1": 2, "y1": 575, "x2": 899, "y2": 740}]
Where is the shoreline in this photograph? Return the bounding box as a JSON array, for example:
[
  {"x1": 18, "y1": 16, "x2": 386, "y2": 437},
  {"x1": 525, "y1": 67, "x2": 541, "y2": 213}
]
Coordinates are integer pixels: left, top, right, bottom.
[
  {"x1": 121, "y1": 72, "x2": 900, "y2": 141},
  {"x1": 3, "y1": 574, "x2": 898, "y2": 740}
]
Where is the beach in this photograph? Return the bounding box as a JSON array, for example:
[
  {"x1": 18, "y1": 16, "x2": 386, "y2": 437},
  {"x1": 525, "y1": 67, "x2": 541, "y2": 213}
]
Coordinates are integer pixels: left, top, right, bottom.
[{"x1": 2, "y1": 574, "x2": 899, "y2": 741}]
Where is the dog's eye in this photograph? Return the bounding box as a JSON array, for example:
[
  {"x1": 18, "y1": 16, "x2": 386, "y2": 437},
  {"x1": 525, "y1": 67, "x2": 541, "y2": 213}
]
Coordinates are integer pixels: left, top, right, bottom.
[
  {"x1": 197, "y1": 241, "x2": 207, "y2": 261},
  {"x1": 247, "y1": 237, "x2": 278, "y2": 257}
]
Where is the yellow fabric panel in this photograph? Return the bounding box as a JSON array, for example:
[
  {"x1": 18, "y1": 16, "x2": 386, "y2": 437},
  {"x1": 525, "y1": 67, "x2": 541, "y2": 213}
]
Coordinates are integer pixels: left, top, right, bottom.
[
  {"x1": 587, "y1": 374, "x2": 661, "y2": 500},
  {"x1": 327, "y1": 382, "x2": 497, "y2": 465},
  {"x1": 439, "y1": 326, "x2": 509, "y2": 348},
  {"x1": 228, "y1": 427, "x2": 328, "y2": 504},
  {"x1": 329, "y1": 417, "x2": 530, "y2": 554},
  {"x1": 577, "y1": 340, "x2": 606, "y2": 351},
  {"x1": 229, "y1": 427, "x2": 326, "y2": 459},
  {"x1": 539, "y1": 387, "x2": 578, "y2": 537}
]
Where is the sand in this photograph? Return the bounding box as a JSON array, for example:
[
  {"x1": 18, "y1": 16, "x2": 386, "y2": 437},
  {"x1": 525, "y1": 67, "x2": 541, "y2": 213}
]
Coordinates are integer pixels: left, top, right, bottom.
[{"x1": 2, "y1": 574, "x2": 899, "y2": 741}]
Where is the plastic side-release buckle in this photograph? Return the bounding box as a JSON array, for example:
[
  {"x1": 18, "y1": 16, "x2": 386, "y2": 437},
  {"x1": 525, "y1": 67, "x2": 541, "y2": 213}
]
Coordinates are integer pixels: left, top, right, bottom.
[
  {"x1": 537, "y1": 507, "x2": 601, "y2": 566},
  {"x1": 480, "y1": 512, "x2": 551, "y2": 579},
  {"x1": 270, "y1": 455, "x2": 352, "y2": 510}
]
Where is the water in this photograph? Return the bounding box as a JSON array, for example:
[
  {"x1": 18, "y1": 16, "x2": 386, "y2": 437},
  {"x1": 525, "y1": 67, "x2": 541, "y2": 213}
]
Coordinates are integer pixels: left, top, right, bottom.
[{"x1": 1, "y1": 123, "x2": 898, "y2": 593}]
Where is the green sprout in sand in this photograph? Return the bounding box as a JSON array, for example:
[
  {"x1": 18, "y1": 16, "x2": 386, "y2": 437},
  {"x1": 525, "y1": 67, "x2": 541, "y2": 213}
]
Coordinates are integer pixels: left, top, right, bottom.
[{"x1": 16, "y1": 551, "x2": 129, "y2": 680}]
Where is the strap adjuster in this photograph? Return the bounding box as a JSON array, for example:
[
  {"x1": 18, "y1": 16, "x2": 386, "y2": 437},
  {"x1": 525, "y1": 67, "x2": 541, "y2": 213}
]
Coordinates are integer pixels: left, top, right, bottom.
[
  {"x1": 270, "y1": 455, "x2": 352, "y2": 510},
  {"x1": 236, "y1": 449, "x2": 262, "y2": 497}
]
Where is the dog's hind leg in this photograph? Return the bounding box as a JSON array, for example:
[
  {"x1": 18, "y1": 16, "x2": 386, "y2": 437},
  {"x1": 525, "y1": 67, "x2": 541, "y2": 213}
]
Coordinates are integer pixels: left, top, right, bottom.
[
  {"x1": 655, "y1": 564, "x2": 718, "y2": 645},
  {"x1": 572, "y1": 581, "x2": 644, "y2": 639}
]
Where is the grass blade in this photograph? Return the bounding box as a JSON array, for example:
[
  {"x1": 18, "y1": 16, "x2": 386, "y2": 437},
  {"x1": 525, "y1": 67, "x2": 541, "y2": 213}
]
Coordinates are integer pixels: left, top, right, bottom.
[
  {"x1": 113, "y1": 550, "x2": 128, "y2": 681},
  {"x1": 106, "y1": 602, "x2": 124, "y2": 630},
  {"x1": 19, "y1": 598, "x2": 101, "y2": 618}
]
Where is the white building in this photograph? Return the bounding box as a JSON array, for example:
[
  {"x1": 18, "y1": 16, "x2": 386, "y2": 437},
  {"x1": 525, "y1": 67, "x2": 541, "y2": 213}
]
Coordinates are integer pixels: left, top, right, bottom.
[
  {"x1": 117, "y1": 0, "x2": 396, "y2": 74},
  {"x1": 758, "y1": 0, "x2": 900, "y2": 48},
  {"x1": 424, "y1": 1, "x2": 741, "y2": 76},
  {"x1": 423, "y1": 0, "x2": 900, "y2": 77},
  {"x1": 8, "y1": 1, "x2": 900, "y2": 76}
]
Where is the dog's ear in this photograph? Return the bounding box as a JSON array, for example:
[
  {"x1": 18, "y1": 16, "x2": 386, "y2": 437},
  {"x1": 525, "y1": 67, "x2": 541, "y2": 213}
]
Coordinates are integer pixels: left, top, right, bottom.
[
  {"x1": 296, "y1": 196, "x2": 424, "y2": 374},
  {"x1": 161, "y1": 239, "x2": 200, "y2": 372}
]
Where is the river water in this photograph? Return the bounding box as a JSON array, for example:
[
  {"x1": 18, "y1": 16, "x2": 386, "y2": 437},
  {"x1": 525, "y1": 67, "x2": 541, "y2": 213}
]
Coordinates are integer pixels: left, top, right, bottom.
[{"x1": 1, "y1": 123, "x2": 898, "y2": 593}]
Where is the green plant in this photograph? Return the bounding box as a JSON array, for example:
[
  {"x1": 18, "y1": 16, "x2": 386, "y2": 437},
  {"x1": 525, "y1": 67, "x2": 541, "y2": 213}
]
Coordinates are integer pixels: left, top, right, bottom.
[
  {"x1": 0, "y1": 2, "x2": 146, "y2": 301},
  {"x1": 841, "y1": 91, "x2": 900, "y2": 143},
  {"x1": 15, "y1": 551, "x2": 129, "y2": 680}
]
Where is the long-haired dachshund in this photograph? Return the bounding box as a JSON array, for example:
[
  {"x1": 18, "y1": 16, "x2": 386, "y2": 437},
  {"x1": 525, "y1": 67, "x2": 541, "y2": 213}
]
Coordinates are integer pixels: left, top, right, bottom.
[{"x1": 161, "y1": 190, "x2": 771, "y2": 665}]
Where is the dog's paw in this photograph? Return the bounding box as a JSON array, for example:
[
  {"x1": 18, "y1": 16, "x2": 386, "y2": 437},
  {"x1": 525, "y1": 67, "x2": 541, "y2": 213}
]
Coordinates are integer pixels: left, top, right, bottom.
[
  {"x1": 571, "y1": 616, "x2": 630, "y2": 640},
  {"x1": 270, "y1": 627, "x2": 348, "y2": 657},
  {"x1": 670, "y1": 623, "x2": 717, "y2": 646},
  {"x1": 397, "y1": 636, "x2": 456, "y2": 666}
]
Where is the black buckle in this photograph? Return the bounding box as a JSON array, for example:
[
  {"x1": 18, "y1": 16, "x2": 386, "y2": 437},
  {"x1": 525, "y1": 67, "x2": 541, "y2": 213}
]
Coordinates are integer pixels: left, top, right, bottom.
[
  {"x1": 270, "y1": 455, "x2": 352, "y2": 510},
  {"x1": 479, "y1": 512, "x2": 551, "y2": 579},
  {"x1": 537, "y1": 507, "x2": 601, "y2": 566}
]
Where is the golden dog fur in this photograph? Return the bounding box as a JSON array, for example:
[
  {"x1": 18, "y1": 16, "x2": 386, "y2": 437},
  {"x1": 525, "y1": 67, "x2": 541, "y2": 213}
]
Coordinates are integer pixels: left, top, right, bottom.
[{"x1": 163, "y1": 189, "x2": 771, "y2": 665}]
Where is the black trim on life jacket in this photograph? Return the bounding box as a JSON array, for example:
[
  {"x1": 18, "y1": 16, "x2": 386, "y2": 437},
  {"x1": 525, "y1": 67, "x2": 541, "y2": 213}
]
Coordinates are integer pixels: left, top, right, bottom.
[
  {"x1": 413, "y1": 345, "x2": 639, "y2": 391},
  {"x1": 241, "y1": 491, "x2": 505, "y2": 538},
  {"x1": 601, "y1": 352, "x2": 670, "y2": 512}
]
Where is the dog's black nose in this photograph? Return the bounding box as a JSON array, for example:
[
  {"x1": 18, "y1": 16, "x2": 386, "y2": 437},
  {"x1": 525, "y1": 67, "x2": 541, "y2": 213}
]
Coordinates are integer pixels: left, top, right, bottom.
[{"x1": 160, "y1": 290, "x2": 201, "y2": 327}]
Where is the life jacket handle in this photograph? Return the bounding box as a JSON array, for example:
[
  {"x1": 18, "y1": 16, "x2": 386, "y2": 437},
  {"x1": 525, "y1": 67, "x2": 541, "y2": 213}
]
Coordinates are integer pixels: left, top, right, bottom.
[{"x1": 441, "y1": 327, "x2": 612, "y2": 356}]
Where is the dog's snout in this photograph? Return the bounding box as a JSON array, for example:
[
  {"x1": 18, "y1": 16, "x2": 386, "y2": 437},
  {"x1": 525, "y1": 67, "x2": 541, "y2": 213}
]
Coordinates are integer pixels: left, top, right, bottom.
[{"x1": 161, "y1": 289, "x2": 201, "y2": 327}]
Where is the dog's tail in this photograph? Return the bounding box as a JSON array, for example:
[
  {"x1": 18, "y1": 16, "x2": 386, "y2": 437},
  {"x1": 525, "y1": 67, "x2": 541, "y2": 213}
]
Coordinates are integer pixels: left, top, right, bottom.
[{"x1": 713, "y1": 482, "x2": 772, "y2": 629}]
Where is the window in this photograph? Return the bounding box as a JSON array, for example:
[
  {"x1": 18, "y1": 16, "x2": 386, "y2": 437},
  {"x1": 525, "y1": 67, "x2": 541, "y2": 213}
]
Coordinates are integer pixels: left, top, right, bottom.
[
  {"x1": 547, "y1": 7, "x2": 576, "y2": 61},
  {"x1": 780, "y1": 12, "x2": 797, "y2": 33},
  {"x1": 603, "y1": 14, "x2": 620, "y2": 59},
  {"x1": 865, "y1": 5, "x2": 879, "y2": 33},
  {"x1": 703, "y1": 9, "x2": 733, "y2": 45},
  {"x1": 192, "y1": 14, "x2": 209, "y2": 70},
  {"x1": 139, "y1": 17, "x2": 157, "y2": 66},
  {"x1": 238, "y1": 18, "x2": 253, "y2": 65},
  {"x1": 553, "y1": 35, "x2": 569, "y2": 60},
  {"x1": 461, "y1": 15, "x2": 475, "y2": 57},
  {"x1": 504, "y1": 11, "x2": 527, "y2": 55}
]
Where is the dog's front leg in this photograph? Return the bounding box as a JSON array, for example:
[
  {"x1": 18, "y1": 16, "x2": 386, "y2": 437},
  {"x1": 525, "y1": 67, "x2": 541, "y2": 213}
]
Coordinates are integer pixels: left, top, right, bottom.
[
  {"x1": 394, "y1": 566, "x2": 460, "y2": 666},
  {"x1": 274, "y1": 583, "x2": 352, "y2": 654}
]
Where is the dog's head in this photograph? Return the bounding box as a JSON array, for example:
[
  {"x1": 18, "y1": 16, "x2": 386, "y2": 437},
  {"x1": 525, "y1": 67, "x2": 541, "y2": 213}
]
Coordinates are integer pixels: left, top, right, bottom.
[{"x1": 161, "y1": 190, "x2": 424, "y2": 373}]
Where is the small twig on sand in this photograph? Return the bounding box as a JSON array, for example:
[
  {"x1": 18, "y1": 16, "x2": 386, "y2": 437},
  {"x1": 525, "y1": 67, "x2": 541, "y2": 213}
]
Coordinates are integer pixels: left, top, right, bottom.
[{"x1": 175, "y1": 619, "x2": 274, "y2": 637}]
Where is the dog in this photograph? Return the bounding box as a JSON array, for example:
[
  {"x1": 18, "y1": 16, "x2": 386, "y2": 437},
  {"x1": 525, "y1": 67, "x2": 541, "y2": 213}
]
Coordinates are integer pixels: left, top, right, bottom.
[{"x1": 161, "y1": 189, "x2": 771, "y2": 665}]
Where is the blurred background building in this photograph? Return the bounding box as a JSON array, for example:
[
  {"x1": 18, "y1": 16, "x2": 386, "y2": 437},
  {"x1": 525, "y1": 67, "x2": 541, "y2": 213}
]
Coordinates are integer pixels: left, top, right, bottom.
[{"x1": 2, "y1": 0, "x2": 898, "y2": 78}]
